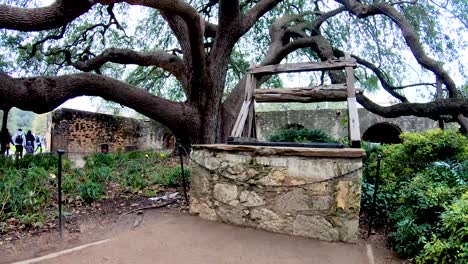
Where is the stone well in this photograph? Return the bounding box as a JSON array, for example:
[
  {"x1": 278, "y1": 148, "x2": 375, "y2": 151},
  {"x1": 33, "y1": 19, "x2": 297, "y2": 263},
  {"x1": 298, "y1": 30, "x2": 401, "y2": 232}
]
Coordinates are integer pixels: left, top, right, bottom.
[{"x1": 189, "y1": 144, "x2": 365, "y2": 242}]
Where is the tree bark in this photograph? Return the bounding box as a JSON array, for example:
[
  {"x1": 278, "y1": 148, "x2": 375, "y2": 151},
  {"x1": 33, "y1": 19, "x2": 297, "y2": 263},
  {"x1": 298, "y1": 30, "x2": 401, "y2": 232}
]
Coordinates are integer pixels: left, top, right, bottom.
[{"x1": 0, "y1": 107, "x2": 10, "y2": 155}]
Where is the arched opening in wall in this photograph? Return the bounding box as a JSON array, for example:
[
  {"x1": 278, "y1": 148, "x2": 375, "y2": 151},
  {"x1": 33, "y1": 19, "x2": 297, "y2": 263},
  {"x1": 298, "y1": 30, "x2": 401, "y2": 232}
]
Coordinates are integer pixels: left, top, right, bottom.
[
  {"x1": 362, "y1": 122, "x2": 402, "y2": 144},
  {"x1": 163, "y1": 133, "x2": 175, "y2": 150},
  {"x1": 282, "y1": 123, "x2": 305, "y2": 130}
]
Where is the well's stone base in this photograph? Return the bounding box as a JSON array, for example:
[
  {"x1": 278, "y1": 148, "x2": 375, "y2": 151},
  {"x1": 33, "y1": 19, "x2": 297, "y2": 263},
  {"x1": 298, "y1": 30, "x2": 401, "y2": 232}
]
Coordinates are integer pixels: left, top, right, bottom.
[{"x1": 189, "y1": 144, "x2": 364, "y2": 242}]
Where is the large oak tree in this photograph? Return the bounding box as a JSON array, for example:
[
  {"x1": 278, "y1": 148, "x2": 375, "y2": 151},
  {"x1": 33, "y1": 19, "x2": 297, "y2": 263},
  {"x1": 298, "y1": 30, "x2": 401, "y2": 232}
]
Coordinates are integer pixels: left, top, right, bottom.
[{"x1": 0, "y1": 0, "x2": 467, "y2": 146}]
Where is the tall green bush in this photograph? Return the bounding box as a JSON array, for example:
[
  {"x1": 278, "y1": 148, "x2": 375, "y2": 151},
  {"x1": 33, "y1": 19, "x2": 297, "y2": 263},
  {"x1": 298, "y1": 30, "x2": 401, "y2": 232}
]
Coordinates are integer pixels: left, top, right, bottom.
[
  {"x1": 361, "y1": 129, "x2": 468, "y2": 260},
  {"x1": 417, "y1": 192, "x2": 468, "y2": 264}
]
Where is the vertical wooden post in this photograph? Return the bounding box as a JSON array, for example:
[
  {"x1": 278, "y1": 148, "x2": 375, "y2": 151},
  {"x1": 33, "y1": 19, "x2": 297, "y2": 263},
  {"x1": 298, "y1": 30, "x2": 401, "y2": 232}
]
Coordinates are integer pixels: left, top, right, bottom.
[
  {"x1": 345, "y1": 55, "x2": 361, "y2": 148},
  {"x1": 247, "y1": 75, "x2": 257, "y2": 138}
]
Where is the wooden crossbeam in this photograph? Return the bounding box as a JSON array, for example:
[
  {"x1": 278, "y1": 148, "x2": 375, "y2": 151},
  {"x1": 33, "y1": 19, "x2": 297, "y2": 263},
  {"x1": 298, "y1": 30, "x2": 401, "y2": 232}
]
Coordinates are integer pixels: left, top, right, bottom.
[
  {"x1": 254, "y1": 84, "x2": 364, "y2": 103},
  {"x1": 248, "y1": 59, "x2": 356, "y2": 75}
]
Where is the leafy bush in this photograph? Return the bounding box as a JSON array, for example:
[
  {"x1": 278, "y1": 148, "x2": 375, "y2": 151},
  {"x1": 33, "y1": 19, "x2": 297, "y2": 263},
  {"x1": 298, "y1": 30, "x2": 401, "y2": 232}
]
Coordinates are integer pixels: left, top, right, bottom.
[
  {"x1": 78, "y1": 181, "x2": 105, "y2": 204},
  {"x1": 417, "y1": 192, "x2": 468, "y2": 264},
  {"x1": 164, "y1": 166, "x2": 190, "y2": 187},
  {"x1": 0, "y1": 165, "x2": 51, "y2": 222},
  {"x1": 361, "y1": 129, "x2": 468, "y2": 259},
  {"x1": 388, "y1": 164, "x2": 467, "y2": 258},
  {"x1": 84, "y1": 153, "x2": 116, "y2": 168},
  {"x1": 268, "y1": 127, "x2": 336, "y2": 143}
]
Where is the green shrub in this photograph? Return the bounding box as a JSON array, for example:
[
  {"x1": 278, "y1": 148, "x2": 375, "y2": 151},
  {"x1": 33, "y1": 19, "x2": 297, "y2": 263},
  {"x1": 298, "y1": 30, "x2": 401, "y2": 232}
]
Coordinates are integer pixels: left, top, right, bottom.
[
  {"x1": 268, "y1": 127, "x2": 336, "y2": 143},
  {"x1": 78, "y1": 181, "x2": 104, "y2": 204},
  {"x1": 84, "y1": 153, "x2": 116, "y2": 168},
  {"x1": 87, "y1": 166, "x2": 114, "y2": 183},
  {"x1": 417, "y1": 192, "x2": 468, "y2": 264},
  {"x1": 361, "y1": 129, "x2": 468, "y2": 259},
  {"x1": 164, "y1": 166, "x2": 190, "y2": 187},
  {"x1": 388, "y1": 164, "x2": 467, "y2": 258},
  {"x1": 0, "y1": 165, "x2": 51, "y2": 222}
]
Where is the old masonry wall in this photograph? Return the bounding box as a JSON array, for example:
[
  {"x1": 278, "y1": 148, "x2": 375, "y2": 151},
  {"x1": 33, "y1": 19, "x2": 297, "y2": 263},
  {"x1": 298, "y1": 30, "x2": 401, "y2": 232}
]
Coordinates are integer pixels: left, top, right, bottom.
[{"x1": 189, "y1": 144, "x2": 365, "y2": 242}]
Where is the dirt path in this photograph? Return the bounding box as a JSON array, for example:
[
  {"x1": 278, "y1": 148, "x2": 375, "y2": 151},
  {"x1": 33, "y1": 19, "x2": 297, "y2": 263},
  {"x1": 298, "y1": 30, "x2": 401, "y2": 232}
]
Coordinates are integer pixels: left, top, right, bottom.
[
  {"x1": 36, "y1": 212, "x2": 370, "y2": 264},
  {"x1": 1, "y1": 201, "x2": 404, "y2": 264}
]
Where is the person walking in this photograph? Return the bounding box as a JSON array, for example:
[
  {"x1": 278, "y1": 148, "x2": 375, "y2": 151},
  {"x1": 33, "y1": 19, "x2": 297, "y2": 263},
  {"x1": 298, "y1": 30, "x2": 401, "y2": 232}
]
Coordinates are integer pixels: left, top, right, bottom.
[
  {"x1": 0, "y1": 129, "x2": 13, "y2": 156},
  {"x1": 12, "y1": 128, "x2": 26, "y2": 159},
  {"x1": 35, "y1": 134, "x2": 43, "y2": 153},
  {"x1": 25, "y1": 130, "x2": 35, "y2": 153}
]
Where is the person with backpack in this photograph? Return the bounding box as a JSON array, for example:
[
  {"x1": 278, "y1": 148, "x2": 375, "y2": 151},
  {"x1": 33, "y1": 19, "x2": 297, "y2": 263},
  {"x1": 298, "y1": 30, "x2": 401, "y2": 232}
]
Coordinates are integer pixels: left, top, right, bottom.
[
  {"x1": 12, "y1": 128, "x2": 26, "y2": 158},
  {"x1": 25, "y1": 130, "x2": 35, "y2": 153},
  {"x1": 35, "y1": 134, "x2": 43, "y2": 153}
]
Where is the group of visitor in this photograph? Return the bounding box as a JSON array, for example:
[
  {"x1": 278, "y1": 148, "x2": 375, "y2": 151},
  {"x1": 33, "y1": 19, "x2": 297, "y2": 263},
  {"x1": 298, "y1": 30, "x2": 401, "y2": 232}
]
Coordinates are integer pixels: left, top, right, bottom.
[{"x1": 0, "y1": 128, "x2": 45, "y2": 158}]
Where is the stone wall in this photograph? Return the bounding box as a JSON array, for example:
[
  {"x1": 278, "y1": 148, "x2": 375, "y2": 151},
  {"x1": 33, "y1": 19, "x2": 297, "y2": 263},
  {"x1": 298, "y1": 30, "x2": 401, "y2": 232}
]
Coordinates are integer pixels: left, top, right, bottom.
[
  {"x1": 190, "y1": 144, "x2": 364, "y2": 242},
  {"x1": 48, "y1": 108, "x2": 171, "y2": 157},
  {"x1": 256, "y1": 108, "x2": 438, "y2": 140}
]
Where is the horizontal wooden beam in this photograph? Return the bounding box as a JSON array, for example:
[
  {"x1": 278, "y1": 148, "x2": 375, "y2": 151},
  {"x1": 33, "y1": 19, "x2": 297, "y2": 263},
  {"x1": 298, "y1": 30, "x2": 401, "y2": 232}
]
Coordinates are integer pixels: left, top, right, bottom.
[
  {"x1": 248, "y1": 59, "x2": 357, "y2": 75},
  {"x1": 254, "y1": 84, "x2": 362, "y2": 103},
  {"x1": 192, "y1": 144, "x2": 366, "y2": 158}
]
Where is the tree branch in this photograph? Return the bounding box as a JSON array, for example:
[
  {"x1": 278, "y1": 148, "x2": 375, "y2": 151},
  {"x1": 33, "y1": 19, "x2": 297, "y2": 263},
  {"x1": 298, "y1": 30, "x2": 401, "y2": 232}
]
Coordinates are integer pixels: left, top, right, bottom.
[
  {"x1": 72, "y1": 48, "x2": 187, "y2": 87},
  {"x1": 332, "y1": 49, "x2": 408, "y2": 102},
  {"x1": 219, "y1": 0, "x2": 241, "y2": 27},
  {"x1": 0, "y1": 71, "x2": 185, "y2": 130},
  {"x1": 242, "y1": 0, "x2": 284, "y2": 31},
  {"x1": 337, "y1": 0, "x2": 459, "y2": 98},
  {"x1": 356, "y1": 93, "x2": 468, "y2": 119},
  {"x1": 0, "y1": 0, "x2": 95, "y2": 31}
]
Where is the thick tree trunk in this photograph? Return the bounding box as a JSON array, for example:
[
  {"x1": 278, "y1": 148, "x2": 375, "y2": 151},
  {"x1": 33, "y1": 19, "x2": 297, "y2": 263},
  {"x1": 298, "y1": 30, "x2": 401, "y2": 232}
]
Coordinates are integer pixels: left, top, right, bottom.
[{"x1": 0, "y1": 107, "x2": 10, "y2": 155}]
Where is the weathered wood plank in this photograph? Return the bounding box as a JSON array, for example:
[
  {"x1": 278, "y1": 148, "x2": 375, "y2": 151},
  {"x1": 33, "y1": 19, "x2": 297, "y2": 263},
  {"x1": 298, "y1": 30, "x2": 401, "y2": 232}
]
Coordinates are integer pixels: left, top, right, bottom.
[
  {"x1": 345, "y1": 66, "x2": 356, "y2": 98},
  {"x1": 254, "y1": 84, "x2": 361, "y2": 103},
  {"x1": 347, "y1": 97, "x2": 361, "y2": 145},
  {"x1": 192, "y1": 144, "x2": 366, "y2": 158},
  {"x1": 231, "y1": 101, "x2": 251, "y2": 137},
  {"x1": 248, "y1": 59, "x2": 357, "y2": 74}
]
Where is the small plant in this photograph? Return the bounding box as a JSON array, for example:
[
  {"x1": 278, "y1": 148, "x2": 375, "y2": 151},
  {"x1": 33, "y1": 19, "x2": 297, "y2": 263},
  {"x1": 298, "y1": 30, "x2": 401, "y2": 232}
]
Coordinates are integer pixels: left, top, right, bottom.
[
  {"x1": 78, "y1": 181, "x2": 104, "y2": 204},
  {"x1": 164, "y1": 166, "x2": 190, "y2": 187},
  {"x1": 268, "y1": 127, "x2": 336, "y2": 143}
]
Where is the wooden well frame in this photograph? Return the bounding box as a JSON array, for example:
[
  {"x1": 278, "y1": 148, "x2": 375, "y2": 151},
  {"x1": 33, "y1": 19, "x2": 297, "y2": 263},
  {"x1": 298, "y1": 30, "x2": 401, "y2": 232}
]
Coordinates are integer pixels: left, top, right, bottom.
[{"x1": 230, "y1": 57, "x2": 362, "y2": 148}]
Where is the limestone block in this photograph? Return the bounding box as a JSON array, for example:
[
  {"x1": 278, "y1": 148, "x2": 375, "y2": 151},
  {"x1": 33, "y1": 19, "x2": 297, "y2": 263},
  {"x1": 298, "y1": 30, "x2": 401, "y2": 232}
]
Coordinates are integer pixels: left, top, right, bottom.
[
  {"x1": 250, "y1": 208, "x2": 290, "y2": 233},
  {"x1": 190, "y1": 165, "x2": 211, "y2": 197},
  {"x1": 335, "y1": 180, "x2": 361, "y2": 213},
  {"x1": 287, "y1": 158, "x2": 362, "y2": 182},
  {"x1": 224, "y1": 167, "x2": 257, "y2": 181},
  {"x1": 213, "y1": 183, "x2": 238, "y2": 204},
  {"x1": 204, "y1": 156, "x2": 222, "y2": 171},
  {"x1": 189, "y1": 198, "x2": 217, "y2": 221},
  {"x1": 274, "y1": 189, "x2": 310, "y2": 214},
  {"x1": 293, "y1": 215, "x2": 339, "y2": 241},
  {"x1": 334, "y1": 217, "x2": 359, "y2": 243},
  {"x1": 190, "y1": 151, "x2": 204, "y2": 164},
  {"x1": 256, "y1": 169, "x2": 287, "y2": 186},
  {"x1": 216, "y1": 206, "x2": 244, "y2": 225},
  {"x1": 305, "y1": 182, "x2": 330, "y2": 195},
  {"x1": 310, "y1": 195, "x2": 333, "y2": 211},
  {"x1": 239, "y1": 191, "x2": 265, "y2": 207},
  {"x1": 256, "y1": 156, "x2": 288, "y2": 167}
]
